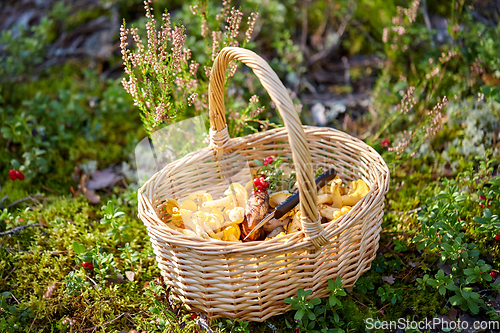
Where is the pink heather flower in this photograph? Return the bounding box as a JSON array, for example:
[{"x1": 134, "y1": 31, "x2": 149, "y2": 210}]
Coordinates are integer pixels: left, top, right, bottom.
[
  {"x1": 189, "y1": 5, "x2": 198, "y2": 15},
  {"x1": 425, "y1": 66, "x2": 440, "y2": 79},
  {"x1": 188, "y1": 93, "x2": 198, "y2": 106},
  {"x1": 211, "y1": 31, "x2": 221, "y2": 61},
  {"x1": 189, "y1": 61, "x2": 199, "y2": 76},
  {"x1": 342, "y1": 114, "x2": 351, "y2": 131},
  {"x1": 154, "y1": 104, "x2": 165, "y2": 123},
  {"x1": 201, "y1": 19, "x2": 209, "y2": 38},
  {"x1": 245, "y1": 12, "x2": 258, "y2": 42},
  {"x1": 382, "y1": 28, "x2": 389, "y2": 43},
  {"x1": 174, "y1": 76, "x2": 183, "y2": 88},
  {"x1": 439, "y1": 50, "x2": 457, "y2": 63},
  {"x1": 388, "y1": 130, "x2": 413, "y2": 155},
  {"x1": 226, "y1": 7, "x2": 243, "y2": 46},
  {"x1": 204, "y1": 66, "x2": 212, "y2": 78},
  {"x1": 249, "y1": 107, "x2": 265, "y2": 118},
  {"x1": 249, "y1": 95, "x2": 259, "y2": 104},
  {"x1": 398, "y1": 86, "x2": 416, "y2": 114},
  {"x1": 395, "y1": 181, "x2": 405, "y2": 191},
  {"x1": 405, "y1": 0, "x2": 420, "y2": 23},
  {"x1": 171, "y1": 25, "x2": 187, "y2": 72},
  {"x1": 424, "y1": 96, "x2": 448, "y2": 139},
  {"x1": 228, "y1": 61, "x2": 238, "y2": 78}
]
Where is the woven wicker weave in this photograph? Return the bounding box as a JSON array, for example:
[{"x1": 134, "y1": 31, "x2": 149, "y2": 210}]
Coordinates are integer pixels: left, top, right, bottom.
[{"x1": 138, "y1": 47, "x2": 390, "y2": 321}]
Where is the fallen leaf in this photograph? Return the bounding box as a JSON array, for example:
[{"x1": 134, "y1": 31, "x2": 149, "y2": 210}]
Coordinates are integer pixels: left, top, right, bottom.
[
  {"x1": 437, "y1": 263, "x2": 452, "y2": 275},
  {"x1": 38, "y1": 217, "x2": 47, "y2": 227},
  {"x1": 382, "y1": 275, "x2": 395, "y2": 284},
  {"x1": 106, "y1": 272, "x2": 124, "y2": 284},
  {"x1": 84, "y1": 189, "x2": 100, "y2": 204},
  {"x1": 87, "y1": 168, "x2": 122, "y2": 190},
  {"x1": 125, "y1": 271, "x2": 135, "y2": 281},
  {"x1": 448, "y1": 307, "x2": 458, "y2": 320}
]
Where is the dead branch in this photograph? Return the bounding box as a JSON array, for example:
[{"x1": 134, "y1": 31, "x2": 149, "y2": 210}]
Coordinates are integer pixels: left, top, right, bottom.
[
  {"x1": 7, "y1": 194, "x2": 42, "y2": 208},
  {"x1": 0, "y1": 224, "x2": 45, "y2": 236}
]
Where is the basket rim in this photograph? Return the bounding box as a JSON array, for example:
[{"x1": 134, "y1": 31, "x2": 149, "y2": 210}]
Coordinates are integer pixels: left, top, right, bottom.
[{"x1": 138, "y1": 126, "x2": 389, "y2": 252}]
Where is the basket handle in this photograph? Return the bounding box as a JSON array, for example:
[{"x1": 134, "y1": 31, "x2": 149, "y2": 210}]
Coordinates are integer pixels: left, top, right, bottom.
[{"x1": 208, "y1": 47, "x2": 328, "y2": 249}]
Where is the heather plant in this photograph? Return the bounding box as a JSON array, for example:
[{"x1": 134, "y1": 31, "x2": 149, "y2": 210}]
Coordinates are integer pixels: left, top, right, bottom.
[
  {"x1": 370, "y1": 0, "x2": 500, "y2": 161},
  {"x1": 120, "y1": 0, "x2": 269, "y2": 136}
]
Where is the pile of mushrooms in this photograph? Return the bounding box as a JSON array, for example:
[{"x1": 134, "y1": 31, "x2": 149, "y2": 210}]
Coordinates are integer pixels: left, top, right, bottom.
[
  {"x1": 162, "y1": 176, "x2": 370, "y2": 242},
  {"x1": 163, "y1": 183, "x2": 248, "y2": 242},
  {"x1": 263, "y1": 177, "x2": 370, "y2": 238}
]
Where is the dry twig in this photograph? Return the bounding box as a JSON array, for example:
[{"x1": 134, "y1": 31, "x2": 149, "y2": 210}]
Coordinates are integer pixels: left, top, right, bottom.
[
  {"x1": 6, "y1": 194, "x2": 42, "y2": 208},
  {"x1": 0, "y1": 224, "x2": 45, "y2": 236}
]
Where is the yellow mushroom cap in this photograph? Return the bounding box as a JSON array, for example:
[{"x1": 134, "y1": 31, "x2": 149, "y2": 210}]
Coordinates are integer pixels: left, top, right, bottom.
[
  {"x1": 287, "y1": 210, "x2": 302, "y2": 234},
  {"x1": 341, "y1": 179, "x2": 369, "y2": 206},
  {"x1": 222, "y1": 224, "x2": 241, "y2": 242},
  {"x1": 269, "y1": 191, "x2": 291, "y2": 208},
  {"x1": 224, "y1": 183, "x2": 248, "y2": 207},
  {"x1": 165, "y1": 199, "x2": 179, "y2": 215},
  {"x1": 317, "y1": 194, "x2": 333, "y2": 205},
  {"x1": 179, "y1": 200, "x2": 198, "y2": 212},
  {"x1": 319, "y1": 204, "x2": 341, "y2": 220},
  {"x1": 330, "y1": 178, "x2": 343, "y2": 209},
  {"x1": 228, "y1": 206, "x2": 245, "y2": 224}
]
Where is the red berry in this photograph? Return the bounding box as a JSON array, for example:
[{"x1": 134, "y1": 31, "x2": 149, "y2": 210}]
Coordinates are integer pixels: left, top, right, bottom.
[
  {"x1": 381, "y1": 139, "x2": 390, "y2": 148},
  {"x1": 82, "y1": 262, "x2": 94, "y2": 270},
  {"x1": 490, "y1": 272, "x2": 497, "y2": 279},
  {"x1": 190, "y1": 313, "x2": 197, "y2": 320},
  {"x1": 9, "y1": 169, "x2": 17, "y2": 181},
  {"x1": 266, "y1": 156, "x2": 274, "y2": 164},
  {"x1": 263, "y1": 159, "x2": 269, "y2": 166},
  {"x1": 479, "y1": 195, "x2": 487, "y2": 201},
  {"x1": 15, "y1": 170, "x2": 24, "y2": 180},
  {"x1": 294, "y1": 328, "x2": 300, "y2": 333},
  {"x1": 495, "y1": 234, "x2": 500, "y2": 241},
  {"x1": 253, "y1": 178, "x2": 261, "y2": 186},
  {"x1": 261, "y1": 181, "x2": 269, "y2": 189},
  {"x1": 256, "y1": 184, "x2": 263, "y2": 191}
]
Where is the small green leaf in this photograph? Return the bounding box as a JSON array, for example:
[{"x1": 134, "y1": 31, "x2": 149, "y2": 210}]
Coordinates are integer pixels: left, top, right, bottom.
[
  {"x1": 473, "y1": 217, "x2": 487, "y2": 224},
  {"x1": 307, "y1": 310, "x2": 316, "y2": 320},
  {"x1": 449, "y1": 295, "x2": 464, "y2": 306},
  {"x1": 294, "y1": 308, "x2": 305, "y2": 321},
  {"x1": 309, "y1": 298, "x2": 321, "y2": 306},
  {"x1": 72, "y1": 242, "x2": 86, "y2": 254},
  {"x1": 466, "y1": 299, "x2": 479, "y2": 314}
]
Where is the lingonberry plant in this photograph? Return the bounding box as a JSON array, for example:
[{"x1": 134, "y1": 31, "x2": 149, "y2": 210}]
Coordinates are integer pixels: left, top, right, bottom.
[{"x1": 253, "y1": 156, "x2": 296, "y2": 192}]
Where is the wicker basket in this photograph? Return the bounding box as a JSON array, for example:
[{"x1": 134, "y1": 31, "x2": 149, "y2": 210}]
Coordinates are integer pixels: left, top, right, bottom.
[{"x1": 138, "y1": 47, "x2": 390, "y2": 322}]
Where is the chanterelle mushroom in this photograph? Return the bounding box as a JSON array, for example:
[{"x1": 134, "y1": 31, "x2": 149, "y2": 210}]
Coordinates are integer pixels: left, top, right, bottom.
[
  {"x1": 330, "y1": 178, "x2": 343, "y2": 208},
  {"x1": 319, "y1": 204, "x2": 341, "y2": 220},
  {"x1": 224, "y1": 183, "x2": 248, "y2": 207},
  {"x1": 269, "y1": 191, "x2": 291, "y2": 208},
  {"x1": 228, "y1": 206, "x2": 245, "y2": 224},
  {"x1": 202, "y1": 183, "x2": 247, "y2": 208},
  {"x1": 341, "y1": 179, "x2": 369, "y2": 206}
]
